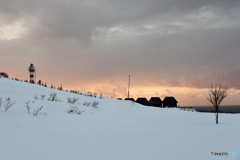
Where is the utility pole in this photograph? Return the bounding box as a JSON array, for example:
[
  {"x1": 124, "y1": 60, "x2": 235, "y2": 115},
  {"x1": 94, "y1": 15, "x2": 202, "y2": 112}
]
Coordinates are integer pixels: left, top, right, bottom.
[
  {"x1": 127, "y1": 74, "x2": 131, "y2": 98},
  {"x1": 113, "y1": 88, "x2": 115, "y2": 99}
]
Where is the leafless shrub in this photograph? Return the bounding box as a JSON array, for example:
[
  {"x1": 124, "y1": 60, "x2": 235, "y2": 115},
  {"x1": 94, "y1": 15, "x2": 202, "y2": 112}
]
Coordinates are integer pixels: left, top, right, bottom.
[
  {"x1": 87, "y1": 92, "x2": 92, "y2": 97},
  {"x1": 0, "y1": 97, "x2": 2, "y2": 110},
  {"x1": 131, "y1": 101, "x2": 135, "y2": 105},
  {"x1": 82, "y1": 101, "x2": 100, "y2": 109},
  {"x1": 2, "y1": 97, "x2": 15, "y2": 112},
  {"x1": 25, "y1": 100, "x2": 46, "y2": 116},
  {"x1": 33, "y1": 106, "x2": 44, "y2": 116},
  {"x1": 47, "y1": 93, "x2": 58, "y2": 101},
  {"x1": 40, "y1": 95, "x2": 45, "y2": 100},
  {"x1": 91, "y1": 101, "x2": 99, "y2": 109},
  {"x1": 83, "y1": 102, "x2": 91, "y2": 107},
  {"x1": 25, "y1": 100, "x2": 31, "y2": 114},
  {"x1": 34, "y1": 95, "x2": 39, "y2": 100},
  {"x1": 67, "y1": 97, "x2": 79, "y2": 104},
  {"x1": 67, "y1": 106, "x2": 84, "y2": 115}
]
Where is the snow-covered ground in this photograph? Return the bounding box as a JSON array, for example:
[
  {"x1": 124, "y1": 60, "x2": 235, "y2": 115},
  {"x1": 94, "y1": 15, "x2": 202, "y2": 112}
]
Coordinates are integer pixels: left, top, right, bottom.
[{"x1": 0, "y1": 78, "x2": 239, "y2": 160}]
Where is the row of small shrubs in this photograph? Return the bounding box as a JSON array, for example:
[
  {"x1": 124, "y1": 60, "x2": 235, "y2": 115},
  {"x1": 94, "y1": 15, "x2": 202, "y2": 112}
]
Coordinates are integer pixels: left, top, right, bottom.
[{"x1": 1, "y1": 93, "x2": 100, "y2": 116}]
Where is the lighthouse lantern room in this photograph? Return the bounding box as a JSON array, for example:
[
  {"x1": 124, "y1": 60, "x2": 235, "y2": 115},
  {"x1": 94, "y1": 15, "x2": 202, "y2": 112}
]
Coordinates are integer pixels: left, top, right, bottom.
[{"x1": 28, "y1": 63, "x2": 36, "y2": 83}]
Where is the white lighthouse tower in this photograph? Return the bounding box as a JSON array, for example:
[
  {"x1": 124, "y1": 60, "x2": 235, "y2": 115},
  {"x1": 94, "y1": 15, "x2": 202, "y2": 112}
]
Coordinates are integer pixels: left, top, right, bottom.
[{"x1": 28, "y1": 63, "x2": 36, "y2": 83}]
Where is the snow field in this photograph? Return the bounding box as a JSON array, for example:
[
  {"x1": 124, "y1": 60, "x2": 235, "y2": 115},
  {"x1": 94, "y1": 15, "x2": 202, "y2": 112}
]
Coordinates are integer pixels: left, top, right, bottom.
[{"x1": 0, "y1": 78, "x2": 239, "y2": 160}]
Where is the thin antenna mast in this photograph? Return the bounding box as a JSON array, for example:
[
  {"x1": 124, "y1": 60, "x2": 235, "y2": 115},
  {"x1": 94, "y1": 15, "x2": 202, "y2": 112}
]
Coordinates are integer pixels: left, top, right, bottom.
[{"x1": 127, "y1": 74, "x2": 131, "y2": 98}]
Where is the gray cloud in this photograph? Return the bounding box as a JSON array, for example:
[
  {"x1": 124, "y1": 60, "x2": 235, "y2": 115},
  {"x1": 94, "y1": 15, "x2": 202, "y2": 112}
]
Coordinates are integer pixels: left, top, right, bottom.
[{"x1": 1, "y1": 0, "x2": 240, "y2": 92}]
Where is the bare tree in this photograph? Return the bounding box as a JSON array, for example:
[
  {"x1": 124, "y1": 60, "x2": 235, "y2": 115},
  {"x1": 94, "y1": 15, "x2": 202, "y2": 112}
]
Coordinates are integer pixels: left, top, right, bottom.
[{"x1": 206, "y1": 79, "x2": 228, "y2": 124}]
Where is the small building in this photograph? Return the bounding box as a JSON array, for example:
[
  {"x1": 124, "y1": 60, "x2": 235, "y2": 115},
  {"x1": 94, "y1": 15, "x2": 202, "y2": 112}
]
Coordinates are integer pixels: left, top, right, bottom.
[
  {"x1": 163, "y1": 97, "x2": 178, "y2": 107},
  {"x1": 125, "y1": 98, "x2": 135, "y2": 102},
  {"x1": 149, "y1": 97, "x2": 162, "y2": 107},
  {"x1": 136, "y1": 97, "x2": 149, "y2": 106},
  {"x1": 0, "y1": 72, "x2": 9, "y2": 78}
]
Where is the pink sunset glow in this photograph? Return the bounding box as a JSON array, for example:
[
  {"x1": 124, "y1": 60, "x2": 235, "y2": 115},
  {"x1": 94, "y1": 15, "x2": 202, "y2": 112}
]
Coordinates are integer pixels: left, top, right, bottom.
[{"x1": 1, "y1": 0, "x2": 240, "y2": 106}]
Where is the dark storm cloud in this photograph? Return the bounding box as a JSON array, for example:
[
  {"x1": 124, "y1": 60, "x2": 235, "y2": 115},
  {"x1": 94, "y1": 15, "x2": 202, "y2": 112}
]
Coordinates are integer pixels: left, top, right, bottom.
[
  {"x1": 1, "y1": 0, "x2": 240, "y2": 39},
  {"x1": 1, "y1": 0, "x2": 240, "y2": 90}
]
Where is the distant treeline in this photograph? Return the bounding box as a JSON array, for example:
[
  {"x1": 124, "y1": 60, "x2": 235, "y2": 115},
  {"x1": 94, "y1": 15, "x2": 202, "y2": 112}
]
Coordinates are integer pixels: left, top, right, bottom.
[{"x1": 181, "y1": 106, "x2": 240, "y2": 114}]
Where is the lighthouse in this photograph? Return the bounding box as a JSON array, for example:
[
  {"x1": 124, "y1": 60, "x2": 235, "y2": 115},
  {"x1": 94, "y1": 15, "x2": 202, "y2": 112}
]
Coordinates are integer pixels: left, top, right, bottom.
[{"x1": 28, "y1": 63, "x2": 36, "y2": 83}]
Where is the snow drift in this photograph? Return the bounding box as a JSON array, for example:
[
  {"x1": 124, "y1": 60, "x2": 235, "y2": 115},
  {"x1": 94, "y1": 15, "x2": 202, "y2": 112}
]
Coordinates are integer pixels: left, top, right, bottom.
[{"x1": 0, "y1": 78, "x2": 239, "y2": 160}]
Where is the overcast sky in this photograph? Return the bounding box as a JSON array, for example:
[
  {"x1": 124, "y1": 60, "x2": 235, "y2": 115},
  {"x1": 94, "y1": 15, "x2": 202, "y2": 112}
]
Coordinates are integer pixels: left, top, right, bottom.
[{"x1": 1, "y1": 0, "x2": 240, "y2": 105}]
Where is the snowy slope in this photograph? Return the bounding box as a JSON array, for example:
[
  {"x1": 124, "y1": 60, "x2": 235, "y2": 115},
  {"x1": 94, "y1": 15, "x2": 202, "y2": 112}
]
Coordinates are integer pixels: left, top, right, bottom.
[{"x1": 0, "y1": 78, "x2": 239, "y2": 160}]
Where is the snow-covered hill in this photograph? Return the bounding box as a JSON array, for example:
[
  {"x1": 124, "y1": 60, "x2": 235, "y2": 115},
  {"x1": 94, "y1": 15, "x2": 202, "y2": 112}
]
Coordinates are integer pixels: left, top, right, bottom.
[{"x1": 0, "y1": 78, "x2": 239, "y2": 160}]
